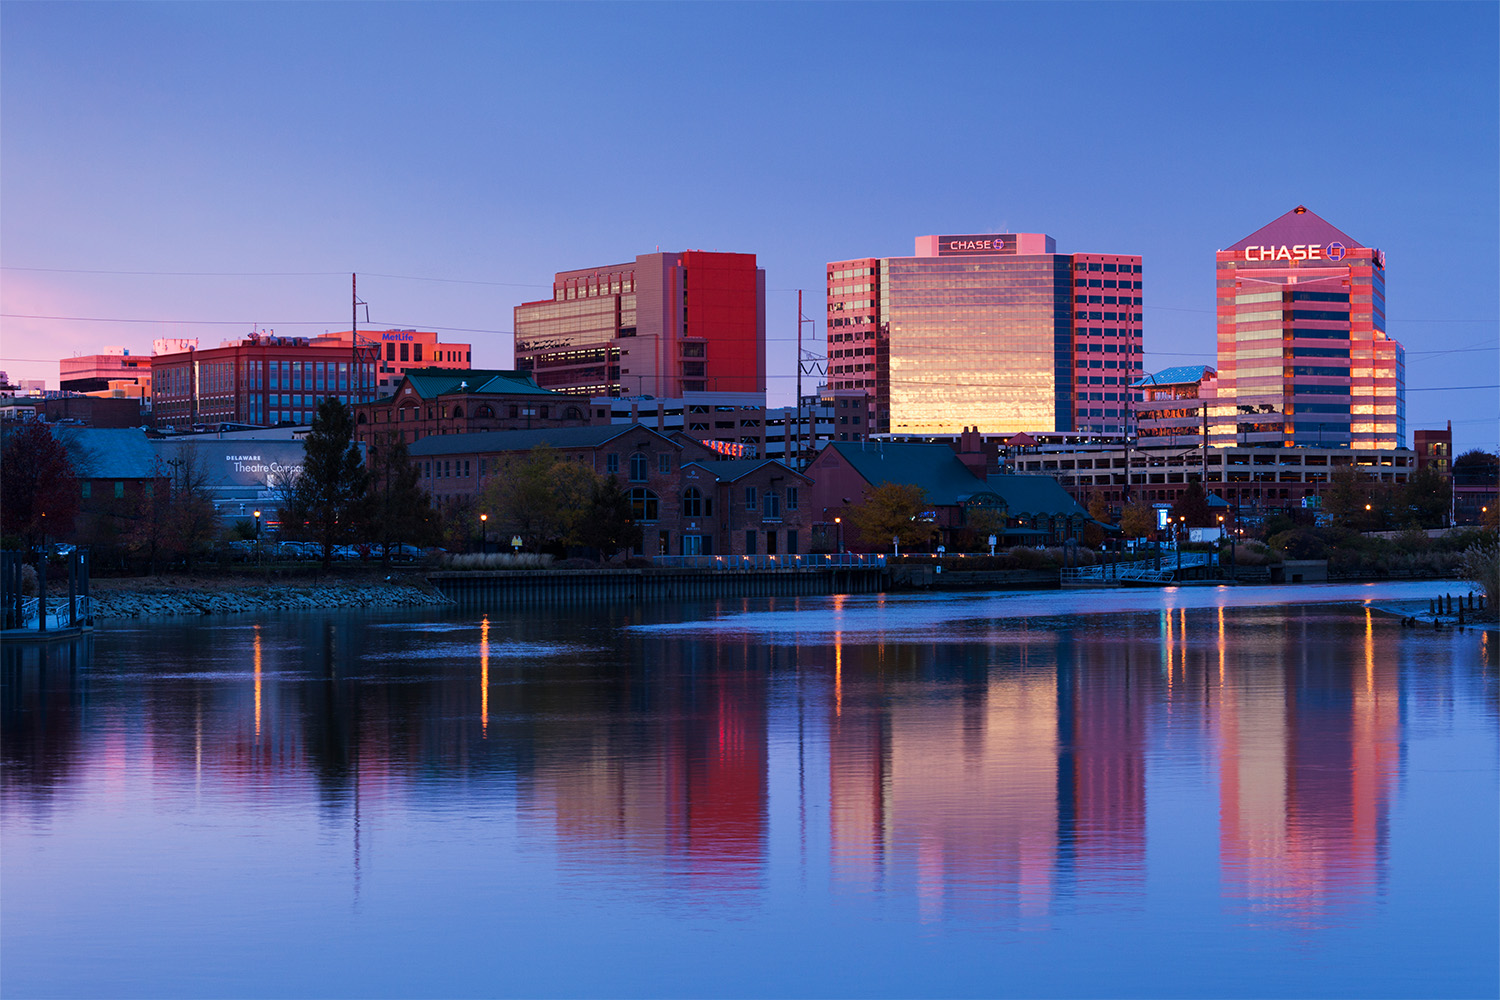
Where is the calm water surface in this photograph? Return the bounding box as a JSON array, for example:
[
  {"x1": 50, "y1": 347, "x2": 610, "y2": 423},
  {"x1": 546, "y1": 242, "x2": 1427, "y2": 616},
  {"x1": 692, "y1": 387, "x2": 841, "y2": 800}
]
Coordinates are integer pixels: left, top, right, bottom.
[{"x1": 3, "y1": 581, "x2": 1496, "y2": 998}]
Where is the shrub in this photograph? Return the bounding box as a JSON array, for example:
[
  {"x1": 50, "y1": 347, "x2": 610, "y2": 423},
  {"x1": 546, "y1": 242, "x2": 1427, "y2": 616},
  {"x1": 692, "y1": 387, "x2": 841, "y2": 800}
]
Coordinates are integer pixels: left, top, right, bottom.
[
  {"x1": 1269, "y1": 529, "x2": 1329, "y2": 560},
  {"x1": 1461, "y1": 542, "x2": 1499, "y2": 613},
  {"x1": 440, "y1": 552, "x2": 554, "y2": 570}
]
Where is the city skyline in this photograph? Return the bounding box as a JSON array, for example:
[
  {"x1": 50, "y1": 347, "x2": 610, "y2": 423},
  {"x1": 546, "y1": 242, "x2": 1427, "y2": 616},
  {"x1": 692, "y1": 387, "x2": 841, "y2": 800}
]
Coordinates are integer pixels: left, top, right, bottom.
[{"x1": 2, "y1": 4, "x2": 1496, "y2": 450}]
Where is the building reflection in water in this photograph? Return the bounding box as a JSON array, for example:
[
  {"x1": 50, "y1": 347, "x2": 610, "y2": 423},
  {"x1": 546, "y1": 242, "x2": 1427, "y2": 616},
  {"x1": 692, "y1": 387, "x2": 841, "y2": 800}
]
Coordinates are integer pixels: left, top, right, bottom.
[
  {"x1": 1213, "y1": 604, "x2": 1400, "y2": 927},
  {"x1": 824, "y1": 621, "x2": 1155, "y2": 921},
  {"x1": 0, "y1": 600, "x2": 1439, "y2": 928}
]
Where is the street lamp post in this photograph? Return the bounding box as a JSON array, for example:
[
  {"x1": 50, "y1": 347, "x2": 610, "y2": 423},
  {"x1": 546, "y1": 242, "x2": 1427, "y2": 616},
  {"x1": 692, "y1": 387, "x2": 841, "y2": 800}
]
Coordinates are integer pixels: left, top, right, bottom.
[
  {"x1": 834, "y1": 516, "x2": 842, "y2": 554},
  {"x1": 253, "y1": 509, "x2": 261, "y2": 568},
  {"x1": 1176, "y1": 516, "x2": 1183, "y2": 576},
  {"x1": 480, "y1": 513, "x2": 488, "y2": 554}
]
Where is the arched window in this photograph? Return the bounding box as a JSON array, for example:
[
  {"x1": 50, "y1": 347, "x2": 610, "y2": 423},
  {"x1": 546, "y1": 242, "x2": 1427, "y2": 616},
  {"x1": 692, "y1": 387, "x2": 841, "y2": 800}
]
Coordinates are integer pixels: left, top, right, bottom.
[
  {"x1": 356, "y1": 412, "x2": 368, "y2": 424},
  {"x1": 629, "y1": 488, "x2": 659, "y2": 522},
  {"x1": 563, "y1": 406, "x2": 582, "y2": 420},
  {"x1": 629, "y1": 452, "x2": 648, "y2": 482},
  {"x1": 476, "y1": 405, "x2": 495, "y2": 419},
  {"x1": 683, "y1": 487, "x2": 704, "y2": 517},
  {"x1": 452, "y1": 405, "x2": 464, "y2": 419}
]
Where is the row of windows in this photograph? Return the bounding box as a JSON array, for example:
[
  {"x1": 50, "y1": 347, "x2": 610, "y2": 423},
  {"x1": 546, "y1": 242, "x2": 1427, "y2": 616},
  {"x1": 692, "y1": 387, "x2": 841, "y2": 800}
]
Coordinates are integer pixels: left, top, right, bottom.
[
  {"x1": 1075, "y1": 279, "x2": 1141, "y2": 290},
  {"x1": 80, "y1": 480, "x2": 140, "y2": 499},
  {"x1": 1074, "y1": 263, "x2": 1142, "y2": 273}
]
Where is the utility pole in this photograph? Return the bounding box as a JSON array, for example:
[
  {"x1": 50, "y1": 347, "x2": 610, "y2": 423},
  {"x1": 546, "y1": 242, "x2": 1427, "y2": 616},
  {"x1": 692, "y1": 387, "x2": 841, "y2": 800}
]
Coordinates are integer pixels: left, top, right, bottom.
[
  {"x1": 351, "y1": 274, "x2": 357, "y2": 401},
  {"x1": 796, "y1": 289, "x2": 803, "y2": 466}
]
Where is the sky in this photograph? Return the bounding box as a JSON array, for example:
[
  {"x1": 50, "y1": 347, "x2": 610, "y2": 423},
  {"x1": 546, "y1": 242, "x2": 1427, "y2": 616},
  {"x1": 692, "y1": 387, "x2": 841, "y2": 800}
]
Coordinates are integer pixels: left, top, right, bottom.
[{"x1": 3, "y1": 2, "x2": 1496, "y2": 451}]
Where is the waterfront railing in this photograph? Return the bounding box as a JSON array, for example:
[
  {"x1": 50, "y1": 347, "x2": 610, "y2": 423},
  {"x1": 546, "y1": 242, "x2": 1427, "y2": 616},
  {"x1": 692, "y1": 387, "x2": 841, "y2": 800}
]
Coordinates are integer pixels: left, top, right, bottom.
[{"x1": 652, "y1": 553, "x2": 887, "y2": 570}]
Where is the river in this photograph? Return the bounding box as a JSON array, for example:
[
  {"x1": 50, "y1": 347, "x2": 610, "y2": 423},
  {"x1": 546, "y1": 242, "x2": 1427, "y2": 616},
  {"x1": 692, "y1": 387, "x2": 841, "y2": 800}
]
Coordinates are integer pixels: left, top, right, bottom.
[{"x1": 2, "y1": 580, "x2": 1495, "y2": 998}]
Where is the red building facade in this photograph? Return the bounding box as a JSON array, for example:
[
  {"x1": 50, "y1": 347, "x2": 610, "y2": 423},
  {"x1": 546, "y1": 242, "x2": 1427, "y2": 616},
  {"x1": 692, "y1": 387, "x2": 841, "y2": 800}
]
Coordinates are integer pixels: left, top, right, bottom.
[
  {"x1": 151, "y1": 334, "x2": 378, "y2": 429},
  {"x1": 515, "y1": 250, "x2": 766, "y2": 399}
]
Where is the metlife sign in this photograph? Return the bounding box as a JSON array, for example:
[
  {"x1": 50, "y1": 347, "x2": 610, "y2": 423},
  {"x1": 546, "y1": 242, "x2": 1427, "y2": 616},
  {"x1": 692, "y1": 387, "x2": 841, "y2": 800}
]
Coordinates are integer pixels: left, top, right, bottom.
[{"x1": 936, "y1": 234, "x2": 1018, "y2": 256}]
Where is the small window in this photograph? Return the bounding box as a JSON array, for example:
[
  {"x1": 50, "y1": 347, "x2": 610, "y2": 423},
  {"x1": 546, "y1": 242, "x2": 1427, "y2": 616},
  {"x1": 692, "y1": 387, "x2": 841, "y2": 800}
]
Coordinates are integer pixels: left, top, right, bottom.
[
  {"x1": 115, "y1": 481, "x2": 125, "y2": 499},
  {"x1": 744, "y1": 485, "x2": 757, "y2": 510},
  {"x1": 763, "y1": 491, "x2": 781, "y2": 520},
  {"x1": 607, "y1": 454, "x2": 619, "y2": 474},
  {"x1": 629, "y1": 452, "x2": 648, "y2": 482},
  {"x1": 659, "y1": 453, "x2": 672, "y2": 474},
  {"x1": 786, "y1": 486, "x2": 799, "y2": 510},
  {"x1": 683, "y1": 487, "x2": 703, "y2": 517},
  {"x1": 81, "y1": 481, "x2": 91, "y2": 499}
]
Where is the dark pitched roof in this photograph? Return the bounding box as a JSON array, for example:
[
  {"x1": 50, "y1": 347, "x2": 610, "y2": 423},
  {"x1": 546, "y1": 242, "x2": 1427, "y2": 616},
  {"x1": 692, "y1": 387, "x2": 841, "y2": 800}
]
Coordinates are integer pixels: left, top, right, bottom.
[
  {"x1": 1133, "y1": 365, "x2": 1217, "y2": 388},
  {"x1": 1225, "y1": 206, "x2": 1362, "y2": 253},
  {"x1": 408, "y1": 423, "x2": 676, "y2": 457},
  {"x1": 986, "y1": 474, "x2": 1090, "y2": 520},
  {"x1": 64, "y1": 428, "x2": 160, "y2": 480},
  {"x1": 821, "y1": 441, "x2": 995, "y2": 506},
  {"x1": 683, "y1": 459, "x2": 809, "y2": 484},
  {"x1": 400, "y1": 368, "x2": 562, "y2": 398}
]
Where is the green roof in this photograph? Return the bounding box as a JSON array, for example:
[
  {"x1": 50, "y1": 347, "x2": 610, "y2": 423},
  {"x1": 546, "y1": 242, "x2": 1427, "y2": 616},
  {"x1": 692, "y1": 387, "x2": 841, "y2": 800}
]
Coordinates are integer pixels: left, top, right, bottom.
[
  {"x1": 985, "y1": 474, "x2": 1090, "y2": 520},
  {"x1": 400, "y1": 368, "x2": 561, "y2": 398},
  {"x1": 683, "y1": 459, "x2": 808, "y2": 484},
  {"x1": 822, "y1": 441, "x2": 997, "y2": 506},
  {"x1": 63, "y1": 427, "x2": 160, "y2": 480},
  {"x1": 409, "y1": 423, "x2": 674, "y2": 457}
]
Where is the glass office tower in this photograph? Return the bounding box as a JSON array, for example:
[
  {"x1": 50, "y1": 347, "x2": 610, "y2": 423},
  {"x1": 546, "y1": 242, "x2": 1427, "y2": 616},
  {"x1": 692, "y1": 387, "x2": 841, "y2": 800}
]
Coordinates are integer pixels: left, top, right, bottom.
[
  {"x1": 828, "y1": 234, "x2": 1144, "y2": 436},
  {"x1": 1211, "y1": 206, "x2": 1404, "y2": 449}
]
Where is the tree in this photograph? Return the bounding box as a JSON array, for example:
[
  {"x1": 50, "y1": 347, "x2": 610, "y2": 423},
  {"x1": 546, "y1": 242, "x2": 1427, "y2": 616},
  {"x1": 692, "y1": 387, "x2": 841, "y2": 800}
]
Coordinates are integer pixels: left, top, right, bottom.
[
  {"x1": 1084, "y1": 495, "x2": 1112, "y2": 548},
  {"x1": 365, "y1": 431, "x2": 437, "y2": 564},
  {"x1": 141, "y1": 453, "x2": 218, "y2": 572},
  {"x1": 575, "y1": 474, "x2": 641, "y2": 560},
  {"x1": 1, "y1": 422, "x2": 79, "y2": 551},
  {"x1": 284, "y1": 399, "x2": 368, "y2": 568},
  {"x1": 480, "y1": 446, "x2": 597, "y2": 551},
  {"x1": 1397, "y1": 464, "x2": 1451, "y2": 529},
  {"x1": 1321, "y1": 465, "x2": 1370, "y2": 529},
  {"x1": 960, "y1": 504, "x2": 1007, "y2": 552},
  {"x1": 1120, "y1": 499, "x2": 1156, "y2": 542},
  {"x1": 845, "y1": 483, "x2": 929, "y2": 552},
  {"x1": 1169, "y1": 480, "x2": 1214, "y2": 528}
]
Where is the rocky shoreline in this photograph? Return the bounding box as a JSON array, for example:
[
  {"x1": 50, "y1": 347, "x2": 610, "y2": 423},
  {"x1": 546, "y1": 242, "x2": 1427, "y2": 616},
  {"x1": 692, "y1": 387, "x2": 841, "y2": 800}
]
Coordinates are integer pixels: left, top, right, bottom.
[{"x1": 85, "y1": 579, "x2": 451, "y2": 619}]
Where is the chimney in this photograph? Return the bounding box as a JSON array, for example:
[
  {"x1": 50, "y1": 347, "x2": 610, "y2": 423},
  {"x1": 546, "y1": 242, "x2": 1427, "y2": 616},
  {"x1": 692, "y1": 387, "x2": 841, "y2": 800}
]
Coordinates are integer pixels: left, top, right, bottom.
[{"x1": 958, "y1": 426, "x2": 988, "y2": 478}]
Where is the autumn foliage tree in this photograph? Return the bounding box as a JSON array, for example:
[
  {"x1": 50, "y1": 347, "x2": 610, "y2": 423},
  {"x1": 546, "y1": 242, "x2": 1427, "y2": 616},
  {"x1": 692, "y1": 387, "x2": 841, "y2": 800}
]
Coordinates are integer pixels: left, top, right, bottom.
[
  {"x1": 480, "y1": 445, "x2": 598, "y2": 552},
  {"x1": 1, "y1": 422, "x2": 79, "y2": 551},
  {"x1": 846, "y1": 482, "x2": 930, "y2": 553},
  {"x1": 1120, "y1": 499, "x2": 1156, "y2": 542}
]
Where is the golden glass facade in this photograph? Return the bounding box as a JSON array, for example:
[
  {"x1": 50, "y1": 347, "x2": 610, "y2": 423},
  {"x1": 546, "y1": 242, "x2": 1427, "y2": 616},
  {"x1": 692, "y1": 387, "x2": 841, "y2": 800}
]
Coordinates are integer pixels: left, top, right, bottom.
[
  {"x1": 828, "y1": 237, "x2": 1144, "y2": 437},
  {"x1": 885, "y1": 257, "x2": 1073, "y2": 435}
]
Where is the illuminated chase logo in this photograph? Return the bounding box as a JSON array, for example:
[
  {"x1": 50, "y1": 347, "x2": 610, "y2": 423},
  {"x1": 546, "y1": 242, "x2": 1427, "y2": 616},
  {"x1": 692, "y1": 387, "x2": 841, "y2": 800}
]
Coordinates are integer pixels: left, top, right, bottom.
[
  {"x1": 938, "y1": 234, "x2": 1016, "y2": 255},
  {"x1": 1241, "y1": 244, "x2": 1337, "y2": 262}
]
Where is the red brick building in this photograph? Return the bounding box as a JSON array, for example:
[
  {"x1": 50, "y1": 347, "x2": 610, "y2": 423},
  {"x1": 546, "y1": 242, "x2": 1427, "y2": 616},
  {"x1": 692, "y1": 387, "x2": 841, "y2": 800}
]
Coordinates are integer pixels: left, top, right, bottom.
[
  {"x1": 152, "y1": 333, "x2": 379, "y2": 429},
  {"x1": 409, "y1": 424, "x2": 809, "y2": 557},
  {"x1": 352, "y1": 368, "x2": 592, "y2": 450}
]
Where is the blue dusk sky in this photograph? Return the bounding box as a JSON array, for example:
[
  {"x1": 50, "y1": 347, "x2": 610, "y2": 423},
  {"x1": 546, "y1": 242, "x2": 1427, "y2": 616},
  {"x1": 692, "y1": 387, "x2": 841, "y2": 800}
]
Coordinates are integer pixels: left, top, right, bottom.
[{"x1": 2, "y1": 3, "x2": 1496, "y2": 450}]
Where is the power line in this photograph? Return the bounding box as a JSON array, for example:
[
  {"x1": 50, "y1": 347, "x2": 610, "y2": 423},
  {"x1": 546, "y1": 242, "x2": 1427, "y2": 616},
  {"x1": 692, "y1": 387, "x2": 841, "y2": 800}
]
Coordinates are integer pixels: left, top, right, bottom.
[
  {"x1": 0, "y1": 265, "x2": 550, "y2": 288},
  {"x1": 1, "y1": 313, "x2": 338, "y2": 326}
]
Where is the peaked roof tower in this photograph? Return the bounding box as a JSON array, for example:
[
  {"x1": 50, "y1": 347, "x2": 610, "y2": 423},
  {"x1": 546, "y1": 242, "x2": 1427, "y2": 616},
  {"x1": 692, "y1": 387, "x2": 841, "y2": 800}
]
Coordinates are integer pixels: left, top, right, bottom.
[{"x1": 1225, "y1": 205, "x2": 1362, "y2": 252}]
